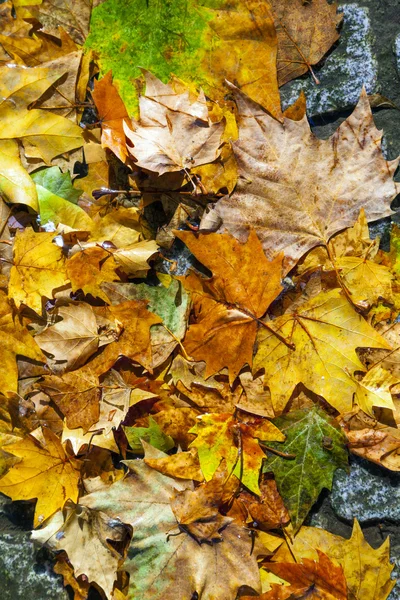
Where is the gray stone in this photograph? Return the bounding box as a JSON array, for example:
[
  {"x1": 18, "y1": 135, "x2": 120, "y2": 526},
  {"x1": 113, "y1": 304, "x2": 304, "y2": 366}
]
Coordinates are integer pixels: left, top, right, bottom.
[
  {"x1": 280, "y1": 4, "x2": 378, "y2": 116},
  {"x1": 331, "y1": 456, "x2": 400, "y2": 522},
  {"x1": 395, "y1": 33, "x2": 400, "y2": 73},
  {"x1": 0, "y1": 531, "x2": 69, "y2": 600}
]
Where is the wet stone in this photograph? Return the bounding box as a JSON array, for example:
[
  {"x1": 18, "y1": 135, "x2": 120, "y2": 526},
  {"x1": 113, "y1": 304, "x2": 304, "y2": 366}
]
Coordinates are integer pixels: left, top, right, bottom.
[{"x1": 280, "y1": 4, "x2": 378, "y2": 117}]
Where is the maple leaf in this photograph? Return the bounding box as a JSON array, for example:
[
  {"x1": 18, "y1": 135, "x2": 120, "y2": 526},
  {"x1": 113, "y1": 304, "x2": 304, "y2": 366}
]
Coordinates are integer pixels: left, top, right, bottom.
[
  {"x1": 0, "y1": 427, "x2": 81, "y2": 527},
  {"x1": 35, "y1": 301, "x2": 119, "y2": 373},
  {"x1": 270, "y1": 0, "x2": 343, "y2": 86},
  {"x1": 124, "y1": 72, "x2": 224, "y2": 176},
  {"x1": 80, "y1": 445, "x2": 262, "y2": 600},
  {"x1": 263, "y1": 550, "x2": 347, "y2": 600},
  {"x1": 86, "y1": 0, "x2": 281, "y2": 118},
  {"x1": 275, "y1": 520, "x2": 395, "y2": 600},
  {"x1": 92, "y1": 71, "x2": 130, "y2": 163},
  {"x1": 254, "y1": 288, "x2": 390, "y2": 414},
  {"x1": 89, "y1": 205, "x2": 142, "y2": 247},
  {"x1": 66, "y1": 246, "x2": 120, "y2": 303},
  {"x1": 190, "y1": 412, "x2": 285, "y2": 495},
  {"x1": 177, "y1": 229, "x2": 283, "y2": 383},
  {"x1": 263, "y1": 406, "x2": 348, "y2": 532},
  {"x1": 9, "y1": 228, "x2": 69, "y2": 314},
  {"x1": 39, "y1": 369, "x2": 101, "y2": 432},
  {"x1": 236, "y1": 479, "x2": 290, "y2": 530},
  {"x1": 298, "y1": 210, "x2": 394, "y2": 310},
  {"x1": 203, "y1": 88, "x2": 400, "y2": 272},
  {"x1": 32, "y1": 503, "x2": 128, "y2": 599},
  {"x1": 103, "y1": 278, "x2": 190, "y2": 369},
  {"x1": 88, "y1": 300, "x2": 162, "y2": 375},
  {"x1": 0, "y1": 63, "x2": 83, "y2": 162}
]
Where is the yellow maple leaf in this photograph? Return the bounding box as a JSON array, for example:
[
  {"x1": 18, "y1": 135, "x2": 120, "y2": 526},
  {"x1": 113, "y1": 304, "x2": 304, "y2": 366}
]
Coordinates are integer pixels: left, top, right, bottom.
[
  {"x1": 9, "y1": 228, "x2": 68, "y2": 314},
  {"x1": 254, "y1": 288, "x2": 390, "y2": 414},
  {"x1": 0, "y1": 427, "x2": 81, "y2": 527},
  {"x1": 274, "y1": 520, "x2": 395, "y2": 600}
]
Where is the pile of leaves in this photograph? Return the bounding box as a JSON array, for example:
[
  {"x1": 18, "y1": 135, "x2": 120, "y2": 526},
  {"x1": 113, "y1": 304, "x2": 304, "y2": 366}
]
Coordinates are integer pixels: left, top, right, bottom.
[{"x1": 0, "y1": 0, "x2": 399, "y2": 599}]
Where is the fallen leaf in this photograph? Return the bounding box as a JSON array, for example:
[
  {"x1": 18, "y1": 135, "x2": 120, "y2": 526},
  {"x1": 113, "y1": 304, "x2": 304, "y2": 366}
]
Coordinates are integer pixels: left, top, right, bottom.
[
  {"x1": 9, "y1": 228, "x2": 69, "y2": 314},
  {"x1": 103, "y1": 278, "x2": 190, "y2": 369},
  {"x1": 145, "y1": 447, "x2": 203, "y2": 482},
  {"x1": 0, "y1": 62, "x2": 83, "y2": 162},
  {"x1": 89, "y1": 300, "x2": 162, "y2": 374},
  {"x1": 86, "y1": 0, "x2": 281, "y2": 118},
  {"x1": 0, "y1": 290, "x2": 45, "y2": 394},
  {"x1": 124, "y1": 416, "x2": 175, "y2": 454},
  {"x1": 190, "y1": 412, "x2": 285, "y2": 495},
  {"x1": 274, "y1": 520, "x2": 395, "y2": 600},
  {"x1": 92, "y1": 71, "x2": 130, "y2": 163},
  {"x1": 254, "y1": 288, "x2": 390, "y2": 414},
  {"x1": 263, "y1": 406, "x2": 348, "y2": 532},
  {"x1": 264, "y1": 550, "x2": 347, "y2": 600},
  {"x1": 353, "y1": 366, "x2": 397, "y2": 417},
  {"x1": 80, "y1": 446, "x2": 262, "y2": 600},
  {"x1": 236, "y1": 478, "x2": 290, "y2": 530},
  {"x1": 177, "y1": 229, "x2": 283, "y2": 383},
  {"x1": 35, "y1": 301, "x2": 118, "y2": 373},
  {"x1": 203, "y1": 88, "x2": 399, "y2": 272},
  {"x1": 124, "y1": 73, "x2": 224, "y2": 176},
  {"x1": 32, "y1": 502, "x2": 128, "y2": 599},
  {"x1": 0, "y1": 426, "x2": 81, "y2": 527},
  {"x1": 0, "y1": 139, "x2": 38, "y2": 210},
  {"x1": 39, "y1": 369, "x2": 101, "y2": 432},
  {"x1": 21, "y1": 0, "x2": 92, "y2": 45},
  {"x1": 270, "y1": 0, "x2": 343, "y2": 86},
  {"x1": 66, "y1": 246, "x2": 120, "y2": 303}
]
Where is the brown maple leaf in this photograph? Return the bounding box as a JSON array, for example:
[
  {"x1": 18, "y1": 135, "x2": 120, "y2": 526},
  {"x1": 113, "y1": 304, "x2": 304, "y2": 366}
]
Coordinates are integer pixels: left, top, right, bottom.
[
  {"x1": 124, "y1": 72, "x2": 224, "y2": 176},
  {"x1": 203, "y1": 88, "x2": 399, "y2": 273},
  {"x1": 176, "y1": 229, "x2": 283, "y2": 383}
]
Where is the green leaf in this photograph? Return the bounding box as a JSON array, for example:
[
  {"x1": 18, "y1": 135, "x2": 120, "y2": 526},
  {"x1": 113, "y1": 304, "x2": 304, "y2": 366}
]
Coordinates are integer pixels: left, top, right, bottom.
[
  {"x1": 263, "y1": 406, "x2": 348, "y2": 532},
  {"x1": 124, "y1": 417, "x2": 175, "y2": 454},
  {"x1": 31, "y1": 167, "x2": 82, "y2": 204},
  {"x1": 85, "y1": 0, "x2": 280, "y2": 118},
  {"x1": 34, "y1": 184, "x2": 93, "y2": 229}
]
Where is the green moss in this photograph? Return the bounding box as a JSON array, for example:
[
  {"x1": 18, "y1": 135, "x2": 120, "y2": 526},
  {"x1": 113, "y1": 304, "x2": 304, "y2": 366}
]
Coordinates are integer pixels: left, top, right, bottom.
[{"x1": 85, "y1": 0, "x2": 224, "y2": 116}]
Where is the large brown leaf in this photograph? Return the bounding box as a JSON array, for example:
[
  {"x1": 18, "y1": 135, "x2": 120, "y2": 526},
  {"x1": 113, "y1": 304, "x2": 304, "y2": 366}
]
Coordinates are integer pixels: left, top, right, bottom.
[
  {"x1": 203, "y1": 88, "x2": 399, "y2": 273},
  {"x1": 177, "y1": 229, "x2": 283, "y2": 383}
]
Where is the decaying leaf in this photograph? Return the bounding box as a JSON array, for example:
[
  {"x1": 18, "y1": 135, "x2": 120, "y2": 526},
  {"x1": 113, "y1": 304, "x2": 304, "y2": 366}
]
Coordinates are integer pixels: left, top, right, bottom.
[
  {"x1": 32, "y1": 503, "x2": 128, "y2": 599},
  {"x1": 204, "y1": 88, "x2": 399, "y2": 272},
  {"x1": 270, "y1": 0, "x2": 343, "y2": 86}
]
